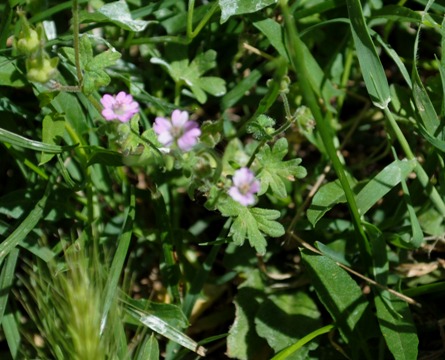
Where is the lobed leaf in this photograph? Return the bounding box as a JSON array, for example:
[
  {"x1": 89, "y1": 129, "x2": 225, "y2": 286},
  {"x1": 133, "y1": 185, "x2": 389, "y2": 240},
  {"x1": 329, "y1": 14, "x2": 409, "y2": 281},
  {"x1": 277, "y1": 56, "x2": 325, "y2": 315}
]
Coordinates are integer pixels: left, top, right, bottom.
[
  {"x1": 153, "y1": 50, "x2": 226, "y2": 104},
  {"x1": 256, "y1": 138, "x2": 307, "y2": 199},
  {"x1": 218, "y1": 196, "x2": 284, "y2": 255}
]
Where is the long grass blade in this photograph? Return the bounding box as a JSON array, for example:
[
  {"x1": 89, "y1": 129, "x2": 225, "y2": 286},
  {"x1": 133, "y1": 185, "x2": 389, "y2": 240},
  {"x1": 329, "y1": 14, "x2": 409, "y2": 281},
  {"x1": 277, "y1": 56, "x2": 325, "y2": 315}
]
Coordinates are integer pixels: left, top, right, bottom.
[
  {"x1": 0, "y1": 248, "x2": 19, "y2": 327},
  {"x1": 271, "y1": 324, "x2": 335, "y2": 360},
  {"x1": 0, "y1": 183, "x2": 50, "y2": 265},
  {"x1": 100, "y1": 185, "x2": 135, "y2": 334},
  {"x1": 126, "y1": 308, "x2": 207, "y2": 357},
  {"x1": 0, "y1": 127, "x2": 66, "y2": 154},
  {"x1": 346, "y1": 0, "x2": 391, "y2": 108}
]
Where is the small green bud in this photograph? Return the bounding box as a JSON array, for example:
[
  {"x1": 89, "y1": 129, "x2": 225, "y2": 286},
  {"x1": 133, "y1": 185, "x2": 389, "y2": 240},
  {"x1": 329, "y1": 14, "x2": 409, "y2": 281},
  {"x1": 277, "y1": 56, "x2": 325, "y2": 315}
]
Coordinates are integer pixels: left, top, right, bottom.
[
  {"x1": 280, "y1": 75, "x2": 291, "y2": 94},
  {"x1": 26, "y1": 56, "x2": 59, "y2": 83},
  {"x1": 16, "y1": 28, "x2": 40, "y2": 54}
]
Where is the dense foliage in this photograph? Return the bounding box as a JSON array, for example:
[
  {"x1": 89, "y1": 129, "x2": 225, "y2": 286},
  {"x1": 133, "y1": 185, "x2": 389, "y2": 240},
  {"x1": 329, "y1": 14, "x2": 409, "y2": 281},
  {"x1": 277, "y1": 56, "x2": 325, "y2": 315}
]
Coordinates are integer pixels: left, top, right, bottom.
[{"x1": 1, "y1": 0, "x2": 445, "y2": 359}]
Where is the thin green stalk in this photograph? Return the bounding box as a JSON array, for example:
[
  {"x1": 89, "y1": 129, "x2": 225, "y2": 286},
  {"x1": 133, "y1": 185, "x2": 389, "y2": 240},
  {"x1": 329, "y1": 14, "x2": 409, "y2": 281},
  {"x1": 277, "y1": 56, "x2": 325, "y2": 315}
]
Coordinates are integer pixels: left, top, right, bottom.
[
  {"x1": 337, "y1": 46, "x2": 355, "y2": 111},
  {"x1": 150, "y1": 188, "x2": 181, "y2": 304},
  {"x1": 280, "y1": 0, "x2": 372, "y2": 269},
  {"x1": 187, "y1": 0, "x2": 195, "y2": 39},
  {"x1": 246, "y1": 92, "x2": 293, "y2": 168},
  {"x1": 174, "y1": 81, "x2": 182, "y2": 106},
  {"x1": 72, "y1": 0, "x2": 83, "y2": 86},
  {"x1": 384, "y1": 108, "x2": 445, "y2": 216},
  {"x1": 187, "y1": 0, "x2": 219, "y2": 40}
]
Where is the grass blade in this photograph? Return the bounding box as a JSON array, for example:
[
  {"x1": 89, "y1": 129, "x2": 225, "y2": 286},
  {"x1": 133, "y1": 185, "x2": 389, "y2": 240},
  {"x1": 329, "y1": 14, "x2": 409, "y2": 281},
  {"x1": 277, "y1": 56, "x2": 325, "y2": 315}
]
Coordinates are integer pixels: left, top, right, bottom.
[
  {"x1": 271, "y1": 324, "x2": 335, "y2": 360},
  {"x1": 126, "y1": 308, "x2": 206, "y2": 357},
  {"x1": 0, "y1": 248, "x2": 19, "y2": 326},
  {"x1": 346, "y1": 0, "x2": 391, "y2": 108},
  {"x1": 0, "y1": 127, "x2": 66, "y2": 154},
  {"x1": 0, "y1": 183, "x2": 50, "y2": 265},
  {"x1": 2, "y1": 310, "x2": 20, "y2": 359},
  {"x1": 100, "y1": 185, "x2": 135, "y2": 334}
]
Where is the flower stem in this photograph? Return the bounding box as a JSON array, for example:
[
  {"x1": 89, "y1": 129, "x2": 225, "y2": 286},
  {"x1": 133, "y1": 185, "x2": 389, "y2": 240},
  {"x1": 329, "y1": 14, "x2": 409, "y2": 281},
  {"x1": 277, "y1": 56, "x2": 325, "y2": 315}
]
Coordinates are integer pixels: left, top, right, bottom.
[
  {"x1": 281, "y1": 0, "x2": 372, "y2": 271},
  {"x1": 384, "y1": 107, "x2": 445, "y2": 216},
  {"x1": 72, "y1": 0, "x2": 83, "y2": 87},
  {"x1": 187, "y1": 0, "x2": 219, "y2": 40}
]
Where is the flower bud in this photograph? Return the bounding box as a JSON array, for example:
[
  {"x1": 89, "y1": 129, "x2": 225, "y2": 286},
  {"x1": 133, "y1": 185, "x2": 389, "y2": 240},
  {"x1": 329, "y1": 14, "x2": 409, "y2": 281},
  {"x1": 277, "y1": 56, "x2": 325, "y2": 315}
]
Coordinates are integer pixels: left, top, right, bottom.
[
  {"x1": 16, "y1": 28, "x2": 40, "y2": 54},
  {"x1": 26, "y1": 56, "x2": 58, "y2": 83}
]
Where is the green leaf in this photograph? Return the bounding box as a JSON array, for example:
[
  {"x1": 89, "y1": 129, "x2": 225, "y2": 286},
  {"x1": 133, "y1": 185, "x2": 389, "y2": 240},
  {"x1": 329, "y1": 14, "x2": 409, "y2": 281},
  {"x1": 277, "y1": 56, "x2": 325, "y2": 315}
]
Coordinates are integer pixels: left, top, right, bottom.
[
  {"x1": 136, "y1": 334, "x2": 159, "y2": 360},
  {"x1": 125, "y1": 298, "x2": 189, "y2": 330},
  {"x1": 301, "y1": 251, "x2": 376, "y2": 355},
  {"x1": 101, "y1": 187, "x2": 135, "y2": 333},
  {"x1": 372, "y1": 5, "x2": 422, "y2": 23},
  {"x1": 271, "y1": 324, "x2": 335, "y2": 360},
  {"x1": 0, "y1": 183, "x2": 50, "y2": 266},
  {"x1": 222, "y1": 67, "x2": 263, "y2": 109},
  {"x1": 307, "y1": 179, "x2": 350, "y2": 227},
  {"x1": 346, "y1": 0, "x2": 391, "y2": 108},
  {"x1": 0, "y1": 248, "x2": 19, "y2": 327},
  {"x1": 40, "y1": 114, "x2": 66, "y2": 165},
  {"x1": 217, "y1": 196, "x2": 284, "y2": 255},
  {"x1": 0, "y1": 127, "x2": 65, "y2": 154},
  {"x1": 255, "y1": 292, "x2": 321, "y2": 357},
  {"x1": 126, "y1": 307, "x2": 206, "y2": 357},
  {"x1": 51, "y1": 92, "x2": 88, "y2": 137},
  {"x1": 83, "y1": 70, "x2": 111, "y2": 95},
  {"x1": 374, "y1": 294, "x2": 419, "y2": 360},
  {"x1": 79, "y1": 34, "x2": 93, "y2": 65},
  {"x1": 152, "y1": 50, "x2": 226, "y2": 104},
  {"x1": 0, "y1": 56, "x2": 26, "y2": 87},
  {"x1": 86, "y1": 50, "x2": 121, "y2": 71},
  {"x1": 227, "y1": 269, "x2": 268, "y2": 359},
  {"x1": 247, "y1": 114, "x2": 276, "y2": 140},
  {"x1": 253, "y1": 18, "x2": 288, "y2": 58},
  {"x1": 2, "y1": 310, "x2": 20, "y2": 359},
  {"x1": 219, "y1": 0, "x2": 278, "y2": 23},
  {"x1": 86, "y1": 147, "x2": 124, "y2": 167},
  {"x1": 79, "y1": 1, "x2": 153, "y2": 32},
  {"x1": 307, "y1": 159, "x2": 416, "y2": 226},
  {"x1": 256, "y1": 138, "x2": 307, "y2": 199},
  {"x1": 356, "y1": 159, "x2": 417, "y2": 215}
]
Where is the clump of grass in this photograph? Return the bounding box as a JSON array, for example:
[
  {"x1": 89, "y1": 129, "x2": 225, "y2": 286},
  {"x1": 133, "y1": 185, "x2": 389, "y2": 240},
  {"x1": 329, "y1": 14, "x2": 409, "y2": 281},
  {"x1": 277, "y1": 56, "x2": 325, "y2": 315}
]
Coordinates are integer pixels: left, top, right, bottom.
[{"x1": 18, "y1": 243, "x2": 121, "y2": 360}]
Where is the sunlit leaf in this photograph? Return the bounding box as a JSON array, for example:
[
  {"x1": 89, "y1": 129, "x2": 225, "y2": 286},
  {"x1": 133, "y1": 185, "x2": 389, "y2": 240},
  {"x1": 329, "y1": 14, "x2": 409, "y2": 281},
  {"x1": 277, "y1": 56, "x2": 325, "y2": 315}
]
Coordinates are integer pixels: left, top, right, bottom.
[
  {"x1": 217, "y1": 195, "x2": 284, "y2": 255},
  {"x1": 219, "y1": 0, "x2": 278, "y2": 23},
  {"x1": 79, "y1": 1, "x2": 154, "y2": 32}
]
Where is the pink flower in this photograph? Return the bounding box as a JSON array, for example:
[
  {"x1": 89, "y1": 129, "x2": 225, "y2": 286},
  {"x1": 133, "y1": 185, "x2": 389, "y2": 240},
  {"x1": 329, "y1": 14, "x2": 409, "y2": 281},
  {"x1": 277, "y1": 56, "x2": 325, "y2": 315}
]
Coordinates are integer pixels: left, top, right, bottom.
[
  {"x1": 100, "y1": 91, "x2": 139, "y2": 122},
  {"x1": 153, "y1": 110, "x2": 201, "y2": 152},
  {"x1": 228, "y1": 167, "x2": 260, "y2": 206}
]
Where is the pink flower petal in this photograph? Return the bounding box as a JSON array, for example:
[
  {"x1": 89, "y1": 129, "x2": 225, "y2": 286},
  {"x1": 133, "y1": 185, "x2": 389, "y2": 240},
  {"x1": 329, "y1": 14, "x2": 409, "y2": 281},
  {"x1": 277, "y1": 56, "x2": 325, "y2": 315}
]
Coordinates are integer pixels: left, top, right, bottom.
[
  {"x1": 171, "y1": 110, "x2": 189, "y2": 127},
  {"x1": 102, "y1": 108, "x2": 116, "y2": 120},
  {"x1": 100, "y1": 94, "x2": 115, "y2": 108},
  {"x1": 115, "y1": 91, "x2": 127, "y2": 102},
  {"x1": 154, "y1": 117, "x2": 172, "y2": 134}
]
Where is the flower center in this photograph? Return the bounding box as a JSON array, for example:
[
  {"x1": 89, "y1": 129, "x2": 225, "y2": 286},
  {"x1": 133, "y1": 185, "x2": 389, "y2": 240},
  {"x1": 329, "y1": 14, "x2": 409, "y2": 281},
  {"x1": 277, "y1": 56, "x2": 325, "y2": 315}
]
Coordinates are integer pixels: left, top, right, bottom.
[
  {"x1": 170, "y1": 125, "x2": 184, "y2": 138},
  {"x1": 239, "y1": 182, "x2": 251, "y2": 195},
  {"x1": 112, "y1": 101, "x2": 126, "y2": 115}
]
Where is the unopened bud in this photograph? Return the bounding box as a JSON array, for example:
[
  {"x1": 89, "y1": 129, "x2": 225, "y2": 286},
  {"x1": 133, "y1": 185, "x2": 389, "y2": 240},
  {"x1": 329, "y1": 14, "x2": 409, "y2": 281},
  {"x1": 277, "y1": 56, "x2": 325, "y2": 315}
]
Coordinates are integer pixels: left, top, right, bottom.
[
  {"x1": 26, "y1": 57, "x2": 58, "y2": 83},
  {"x1": 16, "y1": 28, "x2": 40, "y2": 54}
]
